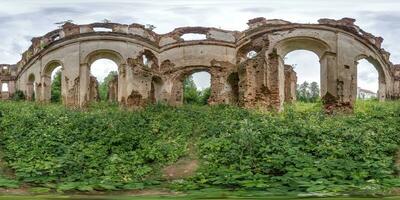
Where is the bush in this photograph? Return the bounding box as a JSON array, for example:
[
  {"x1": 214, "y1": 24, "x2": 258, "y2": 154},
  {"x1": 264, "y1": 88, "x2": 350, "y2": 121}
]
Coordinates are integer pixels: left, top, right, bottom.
[
  {"x1": 0, "y1": 101, "x2": 399, "y2": 194},
  {"x1": 11, "y1": 90, "x2": 25, "y2": 101}
]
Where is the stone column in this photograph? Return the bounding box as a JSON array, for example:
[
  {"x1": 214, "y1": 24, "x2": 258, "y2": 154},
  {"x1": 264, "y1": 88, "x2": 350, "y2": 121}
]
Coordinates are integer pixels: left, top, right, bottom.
[
  {"x1": 284, "y1": 65, "x2": 297, "y2": 103},
  {"x1": 208, "y1": 67, "x2": 228, "y2": 105},
  {"x1": 26, "y1": 82, "x2": 34, "y2": 101},
  {"x1": 238, "y1": 59, "x2": 258, "y2": 108},
  {"x1": 8, "y1": 81, "x2": 15, "y2": 97},
  {"x1": 117, "y1": 63, "x2": 126, "y2": 103},
  {"x1": 79, "y1": 63, "x2": 90, "y2": 107},
  {"x1": 108, "y1": 75, "x2": 118, "y2": 102},
  {"x1": 169, "y1": 77, "x2": 184, "y2": 106},
  {"x1": 319, "y1": 52, "x2": 350, "y2": 113},
  {"x1": 266, "y1": 50, "x2": 285, "y2": 111},
  {"x1": 41, "y1": 75, "x2": 52, "y2": 102},
  {"x1": 378, "y1": 74, "x2": 387, "y2": 101},
  {"x1": 392, "y1": 66, "x2": 400, "y2": 99}
]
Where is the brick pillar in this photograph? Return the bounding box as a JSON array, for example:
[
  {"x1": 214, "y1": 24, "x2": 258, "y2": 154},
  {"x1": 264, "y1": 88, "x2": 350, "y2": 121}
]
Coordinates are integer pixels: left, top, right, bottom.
[{"x1": 284, "y1": 65, "x2": 297, "y2": 103}]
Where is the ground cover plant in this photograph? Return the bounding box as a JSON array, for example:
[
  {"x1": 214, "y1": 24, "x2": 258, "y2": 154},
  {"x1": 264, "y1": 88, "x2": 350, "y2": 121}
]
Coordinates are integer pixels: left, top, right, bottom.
[{"x1": 0, "y1": 100, "x2": 399, "y2": 195}]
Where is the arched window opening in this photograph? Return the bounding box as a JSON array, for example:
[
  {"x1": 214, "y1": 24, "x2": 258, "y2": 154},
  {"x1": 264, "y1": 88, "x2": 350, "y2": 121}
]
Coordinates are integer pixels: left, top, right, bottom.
[
  {"x1": 181, "y1": 33, "x2": 207, "y2": 41},
  {"x1": 90, "y1": 58, "x2": 119, "y2": 102},
  {"x1": 183, "y1": 71, "x2": 211, "y2": 105},
  {"x1": 227, "y1": 72, "x2": 239, "y2": 105},
  {"x1": 143, "y1": 55, "x2": 149, "y2": 66},
  {"x1": 246, "y1": 50, "x2": 258, "y2": 59},
  {"x1": 1, "y1": 83, "x2": 9, "y2": 92},
  {"x1": 2, "y1": 66, "x2": 8, "y2": 70},
  {"x1": 357, "y1": 59, "x2": 379, "y2": 100},
  {"x1": 52, "y1": 35, "x2": 61, "y2": 41},
  {"x1": 141, "y1": 50, "x2": 157, "y2": 69},
  {"x1": 284, "y1": 50, "x2": 320, "y2": 103}
]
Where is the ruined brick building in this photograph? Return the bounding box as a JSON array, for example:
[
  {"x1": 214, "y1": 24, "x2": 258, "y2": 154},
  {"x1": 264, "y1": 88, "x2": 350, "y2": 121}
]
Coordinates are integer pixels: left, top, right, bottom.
[{"x1": 1, "y1": 17, "x2": 399, "y2": 111}]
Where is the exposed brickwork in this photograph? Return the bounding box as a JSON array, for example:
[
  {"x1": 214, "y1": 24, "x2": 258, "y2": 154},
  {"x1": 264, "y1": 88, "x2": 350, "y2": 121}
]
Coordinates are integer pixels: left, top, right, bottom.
[{"x1": 0, "y1": 17, "x2": 398, "y2": 112}]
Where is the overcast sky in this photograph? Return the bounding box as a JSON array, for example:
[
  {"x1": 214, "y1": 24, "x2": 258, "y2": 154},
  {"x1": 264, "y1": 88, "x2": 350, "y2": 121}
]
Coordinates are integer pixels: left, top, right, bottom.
[{"x1": 1, "y1": 0, "x2": 399, "y2": 92}]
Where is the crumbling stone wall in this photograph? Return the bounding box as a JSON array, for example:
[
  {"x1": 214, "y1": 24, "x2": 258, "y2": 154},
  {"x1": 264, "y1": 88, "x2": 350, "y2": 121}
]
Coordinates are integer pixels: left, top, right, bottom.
[
  {"x1": 107, "y1": 75, "x2": 118, "y2": 102},
  {"x1": 0, "y1": 17, "x2": 398, "y2": 113},
  {"x1": 393, "y1": 65, "x2": 400, "y2": 99},
  {"x1": 88, "y1": 75, "x2": 100, "y2": 102},
  {"x1": 284, "y1": 65, "x2": 297, "y2": 103}
]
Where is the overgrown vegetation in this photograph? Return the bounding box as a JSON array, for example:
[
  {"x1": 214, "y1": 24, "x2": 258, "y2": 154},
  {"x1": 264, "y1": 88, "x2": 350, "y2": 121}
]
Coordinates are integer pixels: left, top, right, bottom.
[
  {"x1": 51, "y1": 71, "x2": 62, "y2": 103},
  {"x1": 99, "y1": 71, "x2": 118, "y2": 101},
  {"x1": 0, "y1": 101, "x2": 400, "y2": 195},
  {"x1": 183, "y1": 75, "x2": 210, "y2": 105},
  {"x1": 296, "y1": 81, "x2": 320, "y2": 103},
  {"x1": 51, "y1": 70, "x2": 119, "y2": 103},
  {"x1": 11, "y1": 90, "x2": 25, "y2": 101}
]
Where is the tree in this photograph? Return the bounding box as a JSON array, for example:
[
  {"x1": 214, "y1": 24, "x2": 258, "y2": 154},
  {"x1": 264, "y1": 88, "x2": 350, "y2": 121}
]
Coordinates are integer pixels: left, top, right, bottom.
[
  {"x1": 99, "y1": 71, "x2": 118, "y2": 101},
  {"x1": 182, "y1": 75, "x2": 211, "y2": 105},
  {"x1": 199, "y1": 87, "x2": 211, "y2": 105},
  {"x1": 309, "y1": 81, "x2": 320, "y2": 102},
  {"x1": 297, "y1": 81, "x2": 310, "y2": 102},
  {"x1": 183, "y1": 75, "x2": 201, "y2": 104},
  {"x1": 296, "y1": 81, "x2": 320, "y2": 103},
  {"x1": 51, "y1": 70, "x2": 62, "y2": 103}
]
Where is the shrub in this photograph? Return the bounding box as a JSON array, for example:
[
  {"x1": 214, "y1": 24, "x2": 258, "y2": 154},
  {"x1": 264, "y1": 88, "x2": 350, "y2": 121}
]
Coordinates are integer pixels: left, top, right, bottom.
[
  {"x1": 11, "y1": 90, "x2": 25, "y2": 101},
  {"x1": 0, "y1": 101, "x2": 399, "y2": 194}
]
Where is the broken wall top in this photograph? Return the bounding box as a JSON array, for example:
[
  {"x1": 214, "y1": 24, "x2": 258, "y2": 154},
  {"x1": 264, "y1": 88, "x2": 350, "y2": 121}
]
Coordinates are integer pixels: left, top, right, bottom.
[{"x1": 8, "y1": 17, "x2": 399, "y2": 77}]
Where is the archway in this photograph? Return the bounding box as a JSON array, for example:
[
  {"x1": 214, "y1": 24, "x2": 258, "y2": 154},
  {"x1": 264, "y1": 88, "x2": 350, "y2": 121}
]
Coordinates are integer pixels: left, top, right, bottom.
[
  {"x1": 84, "y1": 49, "x2": 124, "y2": 105},
  {"x1": 43, "y1": 61, "x2": 63, "y2": 103},
  {"x1": 273, "y1": 37, "x2": 332, "y2": 105},
  {"x1": 284, "y1": 50, "x2": 321, "y2": 103},
  {"x1": 90, "y1": 58, "x2": 119, "y2": 102},
  {"x1": 27, "y1": 73, "x2": 36, "y2": 101},
  {"x1": 182, "y1": 71, "x2": 211, "y2": 105},
  {"x1": 355, "y1": 58, "x2": 380, "y2": 101}
]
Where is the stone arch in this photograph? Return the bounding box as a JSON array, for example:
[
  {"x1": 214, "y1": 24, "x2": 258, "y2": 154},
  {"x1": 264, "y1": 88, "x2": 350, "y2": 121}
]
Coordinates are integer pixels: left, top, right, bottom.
[
  {"x1": 43, "y1": 60, "x2": 63, "y2": 76},
  {"x1": 272, "y1": 36, "x2": 335, "y2": 106},
  {"x1": 273, "y1": 36, "x2": 332, "y2": 59},
  {"x1": 140, "y1": 49, "x2": 158, "y2": 69},
  {"x1": 42, "y1": 60, "x2": 64, "y2": 102},
  {"x1": 169, "y1": 66, "x2": 213, "y2": 106},
  {"x1": 236, "y1": 37, "x2": 264, "y2": 63},
  {"x1": 354, "y1": 54, "x2": 387, "y2": 101},
  {"x1": 82, "y1": 49, "x2": 125, "y2": 105},
  {"x1": 84, "y1": 49, "x2": 124, "y2": 67}
]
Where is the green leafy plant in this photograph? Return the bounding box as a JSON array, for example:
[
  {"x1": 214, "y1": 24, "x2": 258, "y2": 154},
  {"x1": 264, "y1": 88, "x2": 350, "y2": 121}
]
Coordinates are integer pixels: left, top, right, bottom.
[
  {"x1": 11, "y1": 90, "x2": 25, "y2": 101},
  {"x1": 0, "y1": 101, "x2": 399, "y2": 194}
]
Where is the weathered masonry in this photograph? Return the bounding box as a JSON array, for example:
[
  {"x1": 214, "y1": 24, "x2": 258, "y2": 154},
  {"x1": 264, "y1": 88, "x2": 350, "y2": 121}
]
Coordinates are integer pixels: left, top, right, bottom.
[{"x1": 1, "y1": 17, "x2": 400, "y2": 111}]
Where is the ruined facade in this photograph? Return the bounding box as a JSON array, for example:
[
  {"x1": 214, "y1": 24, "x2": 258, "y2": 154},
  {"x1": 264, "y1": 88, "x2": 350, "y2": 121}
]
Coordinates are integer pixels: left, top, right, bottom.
[{"x1": 0, "y1": 17, "x2": 399, "y2": 111}]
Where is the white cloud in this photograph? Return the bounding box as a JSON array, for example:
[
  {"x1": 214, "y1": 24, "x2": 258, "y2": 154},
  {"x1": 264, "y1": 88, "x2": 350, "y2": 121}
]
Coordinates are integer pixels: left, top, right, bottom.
[
  {"x1": 284, "y1": 50, "x2": 320, "y2": 86},
  {"x1": 357, "y1": 59, "x2": 379, "y2": 92},
  {"x1": 192, "y1": 72, "x2": 211, "y2": 90},
  {"x1": 90, "y1": 59, "x2": 118, "y2": 82}
]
